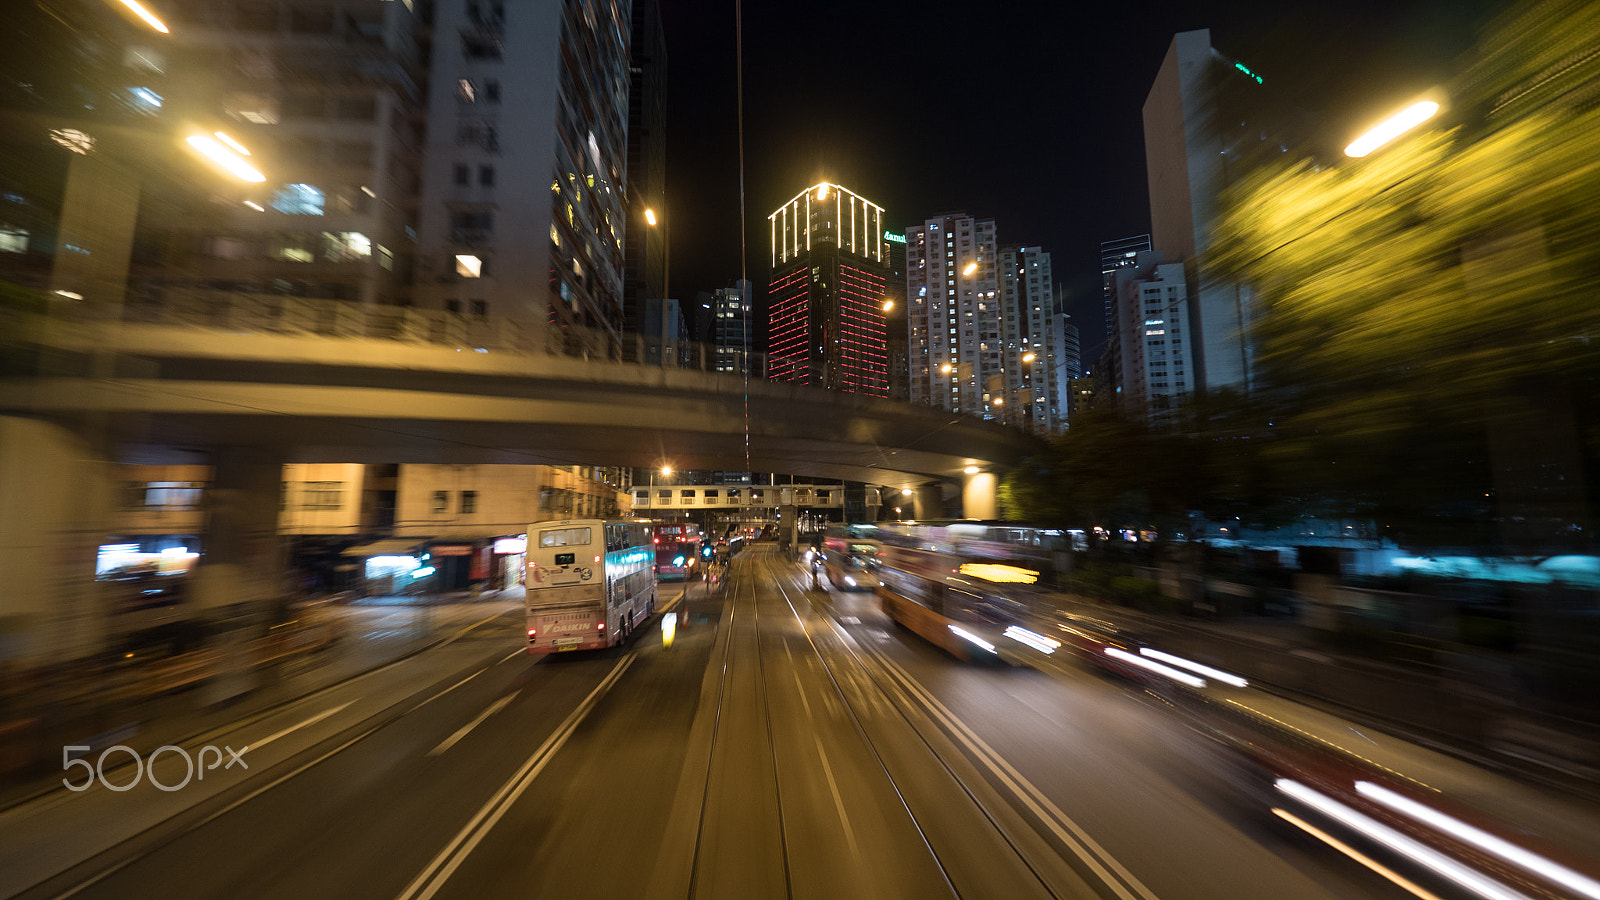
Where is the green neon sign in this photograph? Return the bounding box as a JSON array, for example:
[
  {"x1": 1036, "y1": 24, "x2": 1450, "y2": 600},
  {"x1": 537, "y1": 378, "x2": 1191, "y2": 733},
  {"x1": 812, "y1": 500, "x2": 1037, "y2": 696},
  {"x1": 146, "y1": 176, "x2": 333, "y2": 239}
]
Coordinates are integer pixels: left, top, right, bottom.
[
  {"x1": 883, "y1": 231, "x2": 907, "y2": 244},
  {"x1": 1233, "y1": 61, "x2": 1263, "y2": 85}
]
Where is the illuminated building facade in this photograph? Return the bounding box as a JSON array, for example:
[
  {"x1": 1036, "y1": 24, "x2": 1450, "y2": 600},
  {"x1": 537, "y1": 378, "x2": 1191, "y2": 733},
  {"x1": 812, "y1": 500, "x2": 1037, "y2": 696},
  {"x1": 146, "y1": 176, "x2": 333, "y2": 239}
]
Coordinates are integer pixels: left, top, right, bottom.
[
  {"x1": 906, "y1": 213, "x2": 999, "y2": 417},
  {"x1": 998, "y1": 245, "x2": 1062, "y2": 433},
  {"x1": 1113, "y1": 251, "x2": 1195, "y2": 410},
  {"x1": 766, "y1": 183, "x2": 889, "y2": 397}
]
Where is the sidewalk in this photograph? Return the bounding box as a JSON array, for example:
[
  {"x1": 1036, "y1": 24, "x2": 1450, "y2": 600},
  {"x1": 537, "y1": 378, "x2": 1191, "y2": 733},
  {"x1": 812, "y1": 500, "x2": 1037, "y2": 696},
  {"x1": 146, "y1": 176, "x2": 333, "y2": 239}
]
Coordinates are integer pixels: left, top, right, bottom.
[{"x1": 0, "y1": 593, "x2": 521, "y2": 812}]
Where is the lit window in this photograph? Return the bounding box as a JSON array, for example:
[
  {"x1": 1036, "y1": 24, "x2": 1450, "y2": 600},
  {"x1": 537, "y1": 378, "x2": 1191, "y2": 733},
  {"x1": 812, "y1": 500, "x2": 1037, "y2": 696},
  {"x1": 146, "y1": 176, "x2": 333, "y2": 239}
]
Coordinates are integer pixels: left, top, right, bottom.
[
  {"x1": 0, "y1": 226, "x2": 28, "y2": 253},
  {"x1": 456, "y1": 254, "x2": 482, "y2": 277},
  {"x1": 271, "y1": 184, "x2": 324, "y2": 215},
  {"x1": 457, "y1": 78, "x2": 477, "y2": 103}
]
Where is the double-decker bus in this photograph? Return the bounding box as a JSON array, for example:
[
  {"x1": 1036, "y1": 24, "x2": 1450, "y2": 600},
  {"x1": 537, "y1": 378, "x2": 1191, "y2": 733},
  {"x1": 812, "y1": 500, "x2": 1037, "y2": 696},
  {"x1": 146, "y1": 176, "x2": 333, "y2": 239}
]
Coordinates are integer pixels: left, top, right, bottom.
[
  {"x1": 821, "y1": 524, "x2": 883, "y2": 591},
  {"x1": 652, "y1": 522, "x2": 702, "y2": 581},
  {"x1": 525, "y1": 519, "x2": 655, "y2": 653}
]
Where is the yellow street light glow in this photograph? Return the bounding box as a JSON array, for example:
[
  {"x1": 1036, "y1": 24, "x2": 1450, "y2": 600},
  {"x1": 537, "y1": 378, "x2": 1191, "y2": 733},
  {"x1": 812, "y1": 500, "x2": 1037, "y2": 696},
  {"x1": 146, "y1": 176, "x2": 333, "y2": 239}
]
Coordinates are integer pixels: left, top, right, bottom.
[
  {"x1": 817, "y1": 183, "x2": 829, "y2": 201},
  {"x1": 963, "y1": 465, "x2": 980, "y2": 474},
  {"x1": 185, "y1": 135, "x2": 265, "y2": 182},
  {"x1": 901, "y1": 488, "x2": 912, "y2": 496},
  {"x1": 992, "y1": 397, "x2": 1004, "y2": 406},
  {"x1": 644, "y1": 208, "x2": 657, "y2": 226},
  {"x1": 213, "y1": 131, "x2": 250, "y2": 156},
  {"x1": 119, "y1": 0, "x2": 169, "y2": 33},
  {"x1": 1022, "y1": 352, "x2": 1035, "y2": 363},
  {"x1": 882, "y1": 299, "x2": 894, "y2": 312},
  {"x1": 940, "y1": 363, "x2": 953, "y2": 374},
  {"x1": 962, "y1": 261, "x2": 978, "y2": 277},
  {"x1": 1345, "y1": 100, "x2": 1440, "y2": 158},
  {"x1": 660, "y1": 465, "x2": 672, "y2": 476}
]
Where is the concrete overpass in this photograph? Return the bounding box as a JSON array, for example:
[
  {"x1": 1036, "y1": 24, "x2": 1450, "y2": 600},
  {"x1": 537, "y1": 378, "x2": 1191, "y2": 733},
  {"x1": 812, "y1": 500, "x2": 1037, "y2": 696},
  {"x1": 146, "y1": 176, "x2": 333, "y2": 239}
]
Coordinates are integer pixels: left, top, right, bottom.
[
  {"x1": 1, "y1": 309, "x2": 1048, "y2": 663},
  {"x1": 6, "y1": 316, "x2": 1044, "y2": 495}
]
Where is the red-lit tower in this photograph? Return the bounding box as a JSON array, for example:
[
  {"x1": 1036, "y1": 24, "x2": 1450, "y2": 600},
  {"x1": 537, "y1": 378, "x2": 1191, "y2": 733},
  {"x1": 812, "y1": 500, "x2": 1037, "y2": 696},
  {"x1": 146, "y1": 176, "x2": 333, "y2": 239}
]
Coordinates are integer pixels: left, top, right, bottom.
[{"x1": 766, "y1": 182, "x2": 889, "y2": 397}]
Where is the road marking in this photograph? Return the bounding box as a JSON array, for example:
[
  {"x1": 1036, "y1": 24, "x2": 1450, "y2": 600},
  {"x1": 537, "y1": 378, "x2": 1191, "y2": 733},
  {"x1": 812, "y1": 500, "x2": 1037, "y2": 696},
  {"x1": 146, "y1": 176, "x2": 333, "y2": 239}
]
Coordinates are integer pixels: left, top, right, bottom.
[
  {"x1": 406, "y1": 669, "x2": 485, "y2": 714},
  {"x1": 864, "y1": 644, "x2": 1161, "y2": 900},
  {"x1": 396, "y1": 653, "x2": 636, "y2": 900},
  {"x1": 252, "y1": 701, "x2": 356, "y2": 751},
  {"x1": 439, "y1": 608, "x2": 512, "y2": 647},
  {"x1": 428, "y1": 691, "x2": 520, "y2": 757},
  {"x1": 494, "y1": 648, "x2": 523, "y2": 666}
]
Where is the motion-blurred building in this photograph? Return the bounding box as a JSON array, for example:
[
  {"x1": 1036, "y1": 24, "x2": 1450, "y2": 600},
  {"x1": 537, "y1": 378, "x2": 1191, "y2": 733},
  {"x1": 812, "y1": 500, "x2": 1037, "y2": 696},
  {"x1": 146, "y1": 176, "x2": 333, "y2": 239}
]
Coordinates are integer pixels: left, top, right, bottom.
[
  {"x1": 415, "y1": 0, "x2": 633, "y2": 356},
  {"x1": 1144, "y1": 29, "x2": 1286, "y2": 394},
  {"x1": 621, "y1": 0, "x2": 668, "y2": 345},
  {"x1": 766, "y1": 182, "x2": 890, "y2": 397}
]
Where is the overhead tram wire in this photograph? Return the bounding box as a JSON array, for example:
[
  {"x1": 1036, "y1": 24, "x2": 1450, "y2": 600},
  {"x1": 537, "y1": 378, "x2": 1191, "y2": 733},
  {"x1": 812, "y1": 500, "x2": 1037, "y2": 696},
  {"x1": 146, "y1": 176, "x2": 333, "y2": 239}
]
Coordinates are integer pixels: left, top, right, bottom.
[{"x1": 737, "y1": 0, "x2": 750, "y2": 476}]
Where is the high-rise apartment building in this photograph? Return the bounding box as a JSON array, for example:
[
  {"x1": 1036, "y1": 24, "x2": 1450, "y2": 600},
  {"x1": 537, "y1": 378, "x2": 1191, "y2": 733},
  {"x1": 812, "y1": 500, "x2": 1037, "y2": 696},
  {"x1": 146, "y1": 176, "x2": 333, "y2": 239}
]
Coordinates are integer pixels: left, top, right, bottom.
[
  {"x1": 906, "y1": 214, "x2": 999, "y2": 418},
  {"x1": 1101, "y1": 234, "x2": 1152, "y2": 338},
  {"x1": 711, "y1": 280, "x2": 752, "y2": 374},
  {"x1": 998, "y1": 245, "x2": 1061, "y2": 433},
  {"x1": 766, "y1": 183, "x2": 889, "y2": 397},
  {"x1": 416, "y1": 0, "x2": 632, "y2": 355},
  {"x1": 1113, "y1": 251, "x2": 1195, "y2": 409},
  {"x1": 883, "y1": 229, "x2": 909, "y2": 402}
]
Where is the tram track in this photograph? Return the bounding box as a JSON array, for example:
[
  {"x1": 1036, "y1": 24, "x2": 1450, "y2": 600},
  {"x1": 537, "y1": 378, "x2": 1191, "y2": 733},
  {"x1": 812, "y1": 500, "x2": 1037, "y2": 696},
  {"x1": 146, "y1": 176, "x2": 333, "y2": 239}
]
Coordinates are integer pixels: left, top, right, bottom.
[{"x1": 762, "y1": 549, "x2": 1163, "y2": 900}]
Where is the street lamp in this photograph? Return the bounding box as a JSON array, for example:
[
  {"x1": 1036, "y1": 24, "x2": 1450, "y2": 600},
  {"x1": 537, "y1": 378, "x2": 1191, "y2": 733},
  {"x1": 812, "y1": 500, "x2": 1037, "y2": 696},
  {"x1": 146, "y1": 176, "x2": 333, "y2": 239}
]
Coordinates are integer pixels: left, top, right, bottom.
[
  {"x1": 1344, "y1": 99, "x2": 1440, "y2": 158},
  {"x1": 645, "y1": 205, "x2": 670, "y2": 367},
  {"x1": 649, "y1": 465, "x2": 673, "y2": 514},
  {"x1": 117, "y1": 0, "x2": 169, "y2": 32}
]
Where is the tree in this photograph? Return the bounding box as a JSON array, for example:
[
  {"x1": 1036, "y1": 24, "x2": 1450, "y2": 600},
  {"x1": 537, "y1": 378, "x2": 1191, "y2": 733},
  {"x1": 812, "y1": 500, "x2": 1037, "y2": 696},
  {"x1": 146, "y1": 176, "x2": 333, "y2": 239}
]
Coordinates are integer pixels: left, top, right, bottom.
[{"x1": 1208, "y1": 0, "x2": 1600, "y2": 549}]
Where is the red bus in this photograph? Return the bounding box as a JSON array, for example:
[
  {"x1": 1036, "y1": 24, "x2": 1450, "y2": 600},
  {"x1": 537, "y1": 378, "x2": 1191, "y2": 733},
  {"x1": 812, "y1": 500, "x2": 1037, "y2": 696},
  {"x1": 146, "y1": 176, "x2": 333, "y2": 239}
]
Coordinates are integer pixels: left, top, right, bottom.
[{"x1": 653, "y1": 523, "x2": 702, "y2": 581}]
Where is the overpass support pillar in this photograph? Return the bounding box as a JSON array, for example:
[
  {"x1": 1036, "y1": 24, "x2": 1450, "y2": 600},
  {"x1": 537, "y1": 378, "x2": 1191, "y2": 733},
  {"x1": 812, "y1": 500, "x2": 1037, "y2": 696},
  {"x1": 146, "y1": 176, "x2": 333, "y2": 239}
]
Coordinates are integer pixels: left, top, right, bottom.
[
  {"x1": 192, "y1": 447, "x2": 287, "y2": 631},
  {"x1": 778, "y1": 505, "x2": 798, "y2": 554},
  {"x1": 962, "y1": 472, "x2": 999, "y2": 521},
  {"x1": 0, "y1": 417, "x2": 115, "y2": 667},
  {"x1": 913, "y1": 485, "x2": 942, "y2": 521}
]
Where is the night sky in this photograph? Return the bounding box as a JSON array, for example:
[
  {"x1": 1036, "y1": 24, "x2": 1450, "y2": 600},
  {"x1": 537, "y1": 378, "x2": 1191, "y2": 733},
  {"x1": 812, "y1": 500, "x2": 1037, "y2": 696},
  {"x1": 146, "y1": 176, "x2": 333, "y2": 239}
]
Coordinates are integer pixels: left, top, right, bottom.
[{"x1": 656, "y1": 0, "x2": 1502, "y2": 359}]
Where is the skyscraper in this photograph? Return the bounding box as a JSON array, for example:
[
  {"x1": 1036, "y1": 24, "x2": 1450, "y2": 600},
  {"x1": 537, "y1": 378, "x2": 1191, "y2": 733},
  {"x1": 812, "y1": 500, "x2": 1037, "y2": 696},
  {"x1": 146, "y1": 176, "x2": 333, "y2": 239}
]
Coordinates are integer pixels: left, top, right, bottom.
[
  {"x1": 1113, "y1": 251, "x2": 1195, "y2": 410},
  {"x1": 1053, "y1": 312, "x2": 1081, "y2": 426},
  {"x1": 1144, "y1": 29, "x2": 1282, "y2": 392},
  {"x1": 416, "y1": 0, "x2": 633, "y2": 356},
  {"x1": 711, "y1": 280, "x2": 752, "y2": 375},
  {"x1": 906, "y1": 214, "x2": 999, "y2": 417},
  {"x1": 998, "y1": 245, "x2": 1062, "y2": 433},
  {"x1": 766, "y1": 183, "x2": 889, "y2": 397},
  {"x1": 883, "y1": 228, "x2": 909, "y2": 402},
  {"x1": 1101, "y1": 234, "x2": 1152, "y2": 337}
]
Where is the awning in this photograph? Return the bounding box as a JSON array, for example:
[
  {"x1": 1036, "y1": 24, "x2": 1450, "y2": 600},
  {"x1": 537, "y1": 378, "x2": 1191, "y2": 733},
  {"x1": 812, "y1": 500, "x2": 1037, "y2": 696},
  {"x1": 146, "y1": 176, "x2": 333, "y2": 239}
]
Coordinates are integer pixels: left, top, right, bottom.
[{"x1": 341, "y1": 539, "x2": 428, "y2": 558}]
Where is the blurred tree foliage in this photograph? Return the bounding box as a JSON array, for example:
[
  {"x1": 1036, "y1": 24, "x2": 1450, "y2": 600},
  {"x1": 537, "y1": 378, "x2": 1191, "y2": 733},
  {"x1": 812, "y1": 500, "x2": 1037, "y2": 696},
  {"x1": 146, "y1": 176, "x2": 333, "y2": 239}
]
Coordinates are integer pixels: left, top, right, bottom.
[
  {"x1": 1205, "y1": 0, "x2": 1600, "y2": 548},
  {"x1": 1006, "y1": 0, "x2": 1600, "y2": 548}
]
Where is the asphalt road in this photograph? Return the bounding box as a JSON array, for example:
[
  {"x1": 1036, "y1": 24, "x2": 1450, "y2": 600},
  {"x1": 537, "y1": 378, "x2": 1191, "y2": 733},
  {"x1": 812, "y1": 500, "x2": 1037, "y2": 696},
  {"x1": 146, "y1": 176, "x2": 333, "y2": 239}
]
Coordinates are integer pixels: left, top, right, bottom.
[{"x1": 7, "y1": 545, "x2": 1597, "y2": 900}]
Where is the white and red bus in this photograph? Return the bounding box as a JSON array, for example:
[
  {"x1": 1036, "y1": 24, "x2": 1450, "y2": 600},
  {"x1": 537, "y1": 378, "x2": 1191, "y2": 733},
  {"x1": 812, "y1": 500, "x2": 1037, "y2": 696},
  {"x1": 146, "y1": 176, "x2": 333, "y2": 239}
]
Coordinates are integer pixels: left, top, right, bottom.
[
  {"x1": 652, "y1": 522, "x2": 702, "y2": 581},
  {"x1": 525, "y1": 519, "x2": 655, "y2": 653}
]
